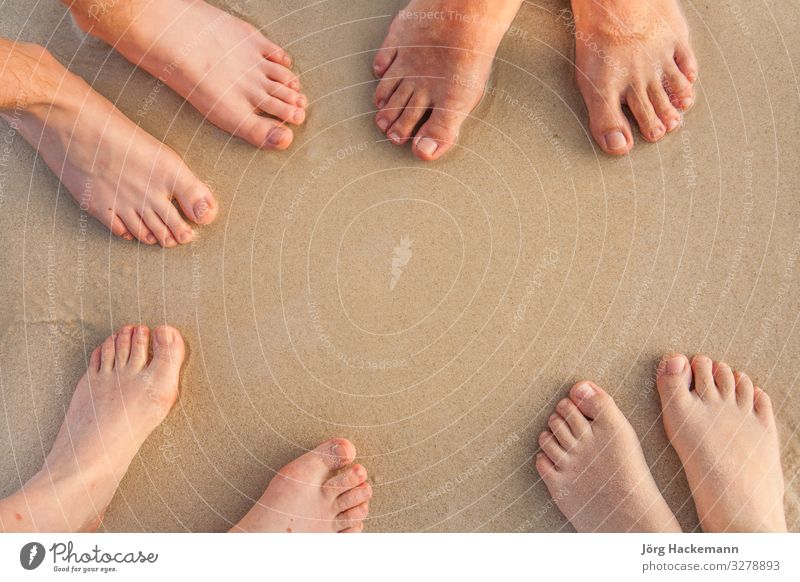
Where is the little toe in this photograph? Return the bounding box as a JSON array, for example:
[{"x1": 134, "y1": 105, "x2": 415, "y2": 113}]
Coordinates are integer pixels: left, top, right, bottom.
[
  {"x1": 100, "y1": 333, "x2": 117, "y2": 372},
  {"x1": 538, "y1": 431, "x2": 567, "y2": 465},
  {"x1": 626, "y1": 85, "x2": 666, "y2": 142},
  {"x1": 535, "y1": 451, "x2": 557, "y2": 478},
  {"x1": 548, "y1": 413, "x2": 576, "y2": 449},
  {"x1": 375, "y1": 81, "x2": 414, "y2": 133},
  {"x1": 387, "y1": 94, "x2": 429, "y2": 144},
  {"x1": 557, "y1": 398, "x2": 590, "y2": 437},
  {"x1": 335, "y1": 502, "x2": 369, "y2": 531},
  {"x1": 108, "y1": 214, "x2": 133, "y2": 241},
  {"x1": 114, "y1": 326, "x2": 134, "y2": 368},
  {"x1": 412, "y1": 106, "x2": 467, "y2": 161},
  {"x1": 336, "y1": 482, "x2": 373, "y2": 513},
  {"x1": 648, "y1": 83, "x2": 682, "y2": 132},
  {"x1": 582, "y1": 89, "x2": 633, "y2": 155},
  {"x1": 734, "y1": 370, "x2": 755, "y2": 409},
  {"x1": 663, "y1": 64, "x2": 694, "y2": 111},
  {"x1": 568, "y1": 382, "x2": 615, "y2": 422},
  {"x1": 656, "y1": 353, "x2": 693, "y2": 408},
  {"x1": 753, "y1": 386, "x2": 774, "y2": 420},
  {"x1": 128, "y1": 325, "x2": 150, "y2": 370},
  {"x1": 712, "y1": 361, "x2": 736, "y2": 397},
  {"x1": 243, "y1": 116, "x2": 294, "y2": 150},
  {"x1": 174, "y1": 173, "x2": 217, "y2": 225},
  {"x1": 323, "y1": 463, "x2": 368, "y2": 499},
  {"x1": 154, "y1": 200, "x2": 195, "y2": 246},
  {"x1": 691, "y1": 354, "x2": 716, "y2": 399}
]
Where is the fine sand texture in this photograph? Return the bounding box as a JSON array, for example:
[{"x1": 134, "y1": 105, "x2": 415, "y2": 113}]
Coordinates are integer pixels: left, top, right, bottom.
[{"x1": 0, "y1": 0, "x2": 798, "y2": 532}]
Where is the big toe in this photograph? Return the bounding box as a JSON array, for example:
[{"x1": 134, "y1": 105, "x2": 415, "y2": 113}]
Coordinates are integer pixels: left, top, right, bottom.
[
  {"x1": 568, "y1": 382, "x2": 618, "y2": 422},
  {"x1": 656, "y1": 353, "x2": 693, "y2": 408},
  {"x1": 174, "y1": 172, "x2": 218, "y2": 226},
  {"x1": 412, "y1": 106, "x2": 467, "y2": 162},
  {"x1": 281, "y1": 438, "x2": 357, "y2": 483}
]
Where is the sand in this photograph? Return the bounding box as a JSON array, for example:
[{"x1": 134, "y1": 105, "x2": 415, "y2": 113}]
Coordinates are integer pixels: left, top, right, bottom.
[{"x1": 0, "y1": 0, "x2": 798, "y2": 532}]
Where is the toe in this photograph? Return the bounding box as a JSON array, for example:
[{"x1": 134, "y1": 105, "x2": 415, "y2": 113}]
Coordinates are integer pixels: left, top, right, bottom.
[
  {"x1": 734, "y1": 370, "x2": 755, "y2": 409},
  {"x1": 656, "y1": 353, "x2": 693, "y2": 408},
  {"x1": 535, "y1": 451, "x2": 557, "y2": 478},
  {"x1": 412, "y1": 105, "x2": 467, "y2": 161},
  {"x1": 375, "y1": 73, "x2": 402, "y2": 109},
  {"x1": 128, "y1": 325, "x2": 150, "y2": 370},
  {"x1": 148, "y1": 326, "x2": 185, "y2": 372},
  {"x1": 626, "y1": 85, "x2": 666, "y2": 142},
  {"x1": 375, "y1": 81, "x2": 414, "y2": 134},
  {"x1": 691, "y1": 354, "x2": 716, "y2": 399},
  {"x1": 264, "y1": 78, "x2": 306, "y2": 109},
  {"x1": 256, "y1": 94, "x2": 306, "y2": 125},
  {"x1": 753, "y1": 386, "x2": 774, "y2": 421},
  {"x1": 281, "y1": 438, "x2": 358, "y2": 485},
  {"x1": 154, "y1": 199, "x2": 195, "y2": 246},
  {"x1": 339, "y1": 523, "x2": 364, "y2": 533},
  {"x1": 373, "y1": 44, "x2": 397, "y2": 78},
  {"x1": 142, "y1": 208, "x2": 178, "y2": 248},
  {"x1": 89, "y1": 346, "x2": 101, "y2": 373},
  {"x1": 114, "y1": 326, "x2": 133, "y2": 368},
  {"x1": 107, "y1": 214, "x2": 133, "y2": 241},
  {"x1": 663, "y1": 64, "x2": 694, "y2": 111},
  {"x1": 387, "y1": 94, "x2": 429, "y2": 145},
  {"x1": 538, "y1": 431, "x2": 567, "y2": 465},
  {"x1": 261, "y1": 40, "x2": 292, "y2": 68},
  {"x1": 336, "y1": 482, "x2": 373, "y2": 513},
  {"x1": 242, "y1": 116, "x2": 294, "y2": 150},
  {"x1": 674, "y1": 45, "x2": 699, "y2": 83},
  {"x1": 581, "y1": 88, "x2": 633, "y2": 155},
  {"x1": 100, "y1": 333, "x2": 116, "y2": 372},
  {"x1": 120, "y1": 210, "x2": 157, "y2": 245},
  {"x1": 548, "y1": 413, "x2": 576, "y2": 449},
  {"x1": 568, "y1": 382, "x2": 615, "y2": 421},
  {"x1": 323, "y1": 463, "x2": 368, "y2": 498},
  {"x1": 712, "y1": 361, "x2": 735, "y2": 397},
  {"x1": 174, "y1": 172, "x2": 217, "y2": 226},
  {"x1": 263, "y1": 60, "x2": 298, "y2": 88},
  {"x1": 335, "y1": 502, "x2": 369, "y2": 531},
  {"x1": 556, "y1": 398, "x2": 590, "y2": 437},
  {"x1": 648, "y1": 82, "x2": 682, "y2": 133}
]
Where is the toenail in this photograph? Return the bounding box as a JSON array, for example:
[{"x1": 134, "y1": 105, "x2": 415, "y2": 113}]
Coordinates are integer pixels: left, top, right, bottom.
[
  {"x1": 377, "y1": 118, "x2": 389, "y2": 132},
  {"x1": 666, "y1": 356, "x2": 686, "y2": 375},
  {"x1": 388, "y1": 132, "x2": 402, "y2": 143},
  {"x1": 679, "y1": 98, "x2": 693, "y2": 109},
  {"x1": 416, "y1": 137, "x2": 439, "y2": 156},
  {"x1": 266, "y1": 127, "x2": 287, "y2": 146},
  {"x1": 156, "y1": 327, "x2": 174, "y2": 346},
  {"x1": 145, "y1": 233, "x2": 156, "y2": 244},
  {"x1": 178, "y1": 230, "x2": 193, "y2": 244},
  {"x1": 377, "y1": 99, "x2": 387, "y2": 109},
  {"x1": 604, "y1": 131, "x2": 627, "y2": 151},
  {"x1": 293, "y1": 110, "x2": 305, "y2": 123},
  {"x1": 297, "y1": 96, "x2": 307, "y2": 108},
  {"x1": 666, "y1": 118, "x2": 680, "y2": 131},
  {"x1": 194, "y1": 197, "x2": 213, "y2": 220},
  {"x1": 651, "y1": 126, "x2": 665, "y2": 140},
  {"x1": 165, "y1": 235, "x2": 176, "y2": 247},
  {"x1": 331, "y1": 443, "x2": 345, "y2": 459},
  {"x1": 574, "y1": 383, "x2": 595, "y2": 399}
]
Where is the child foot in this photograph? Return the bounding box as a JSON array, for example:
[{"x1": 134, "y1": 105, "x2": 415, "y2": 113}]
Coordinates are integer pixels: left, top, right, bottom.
[
  {"x1": 70, "y1": 0, "x2": 306, "y2": 150},
  {"x1": 3, "y1": 44, "x2": 217, "y2": 246},
  {"x1": 536, "y1": 382, "x2": 681, "y2": 532},
  {"x1": 231, "y1": 439, "x2": 372, "y2": 533},
  {"x1": 656, "y1": 354, "x2": 787, "y2": 532},
  {"x1": 0, "y1": 326, "x2": 184, "y2": 532},
  {"x1": 570, "y1": 0, "x2": 698, "y2": 155},
  {"x1": 373, "y1": 0, "x2": 523, "y2": 161}
]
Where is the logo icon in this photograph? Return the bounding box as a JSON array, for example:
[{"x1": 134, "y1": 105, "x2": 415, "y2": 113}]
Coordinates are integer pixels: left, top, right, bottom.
[
  {"x1": 20, "y1": 542, "x2": 46, "y2": 570},
  {"x1": 389, "y1": 236, "x2": 413, "y2": 291}
]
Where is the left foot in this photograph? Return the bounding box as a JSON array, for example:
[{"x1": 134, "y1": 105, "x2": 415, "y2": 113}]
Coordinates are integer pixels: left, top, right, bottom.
[
  {"x1": 373, "y1": 0, "x2": 523, "y2": 161},
  {"x1": 569, "y1": 0, "x2": 699, "y2": 155}
]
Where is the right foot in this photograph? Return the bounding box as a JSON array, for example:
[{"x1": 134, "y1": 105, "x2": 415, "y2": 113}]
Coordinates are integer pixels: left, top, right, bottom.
[
  {"x1": 0, "y1": 326, "x2": 184, "y2": 532},
  {"x1": 231, "y1": 439, "x2": 372, "y2": 533},
  {"x1": 656, "y1": 354, "x2": 787, "y2": 532},
  {"x1": 536, "y1": 382, "x2": 681, "y2": 532},
  {"x1": 69, "y1": 0, "x2": 307, "y2": 150},
  {"x1": 3, "y1": 43, "x2": 217, "y2": 246}
]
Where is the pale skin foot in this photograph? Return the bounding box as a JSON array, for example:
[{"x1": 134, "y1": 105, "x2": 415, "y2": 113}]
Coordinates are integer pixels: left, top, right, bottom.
[
  {"x1": 570, "y1": 0, "x2": 699, "y2": 155},
  {"x1": 656, "y1": 354, "x2": 787, "y2": 532},
  {"x1": 373, "y1": 0, "x2": 523, "y2": 161},
  {"x1": 536, "y1": 382, "x2": 682, "y2": 532},
  {"x1": 66, "y1": 0, "x2": 307, "y2": 150},
  {"x1": 0, "y1": 40, "x2": 218, "y2": 246},
  {"x1": 0, "y1": 326, "x2": 184, "y2": 532},
  {"x1": 231, "y1": 439, "x2": 372, "y2": 533}
]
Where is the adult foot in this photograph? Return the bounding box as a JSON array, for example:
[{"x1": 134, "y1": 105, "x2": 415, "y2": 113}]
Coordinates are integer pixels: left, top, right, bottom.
[
  {"x1": 535, "y1": 382, "x2": 681, "y2": 532},
  {"x1": 656, "y1": 354, "x2": 787, "y2": 532},
  {"x1": 2, "y1": 43, "x2": 217, "y2": 246},
  {"x1": 231, "y1": 439, "x2": 372, "y2": 533},
  {"x1": 68, "y1": 0, "x2": 307, "y2": 150},
  {"x1": 569, "y1": 0, "x2": 698, "y2": 155},
  {"x1": 373, "y1": 0, "x2": 523, "y2": 161},
  {"x1": 0, "y1": 326, "x2": 184, "y2": 532}
]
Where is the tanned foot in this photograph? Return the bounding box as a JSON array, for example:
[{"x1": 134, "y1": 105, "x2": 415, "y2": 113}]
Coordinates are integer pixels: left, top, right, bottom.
[
  {"x1": 373, "y1": 0, "x2": 523, "y2": 161},
  {"x1": 536, "y1": 382, "x2": 681, "y2": 532},
  {"x1": 0, "y1": 326, "x2": 184, "y2": 532},
  {"x1": 68, "y1": 0, "x2": 307, "y2": 150},
  {"x1": 2, "y1": 43, "x2": 217, "y2": 246},
  {"x1": 569, "y1": 0, "x2": 698, "y2": 155},
  {"x1": 656, "y1": 354, "x2": 787, "y2": 532},
  {"x1": 231, "y1": 439, "x2": 372, "y2": 533}
]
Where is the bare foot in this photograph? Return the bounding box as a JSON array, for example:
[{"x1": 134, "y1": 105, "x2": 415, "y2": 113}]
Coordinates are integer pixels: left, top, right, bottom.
[
  {"x1": 0, "y1": 326, "x2": 184, "y2": 532},
  {"x1": 68, "y1": 0, "x2": 307, "y2": 150},
  {"x1": 656, "y1": 354, "x2": 787, "y2": 532},
  {"x1": 373, "y1": 0, "x2": 523, "y2": 161},
  {"x1": 231, "y1": 439, "x2": 372, "y2": 533},
  {"x1": 569, "y1": 0, "x2": 698, "y2": 154},
  {"x1": 536, "y1": 382, "x2": 681, "y2": 532},
  {"x1": 2, "y1": 43, "x2": 217, "y2": 246}
]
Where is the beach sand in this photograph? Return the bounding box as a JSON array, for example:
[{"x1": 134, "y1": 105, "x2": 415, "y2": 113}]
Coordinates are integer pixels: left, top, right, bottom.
[{"x1": 0, "y1": 0, "x2": 798, "y2": 532}]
